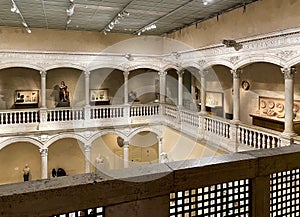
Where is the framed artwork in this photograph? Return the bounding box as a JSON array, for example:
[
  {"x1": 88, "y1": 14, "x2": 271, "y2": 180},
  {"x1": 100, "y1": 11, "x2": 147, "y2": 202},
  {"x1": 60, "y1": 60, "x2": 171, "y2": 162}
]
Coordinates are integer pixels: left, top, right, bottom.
[
  {"x1": 206, "y1": 91, "x2": 223, "y2": 107},
  {"x1": 15, "y1": 90, "x2": 39, "y2": 104},
  {"x1": 90, "y1": 89, "x2": 109, "y2": 102}
]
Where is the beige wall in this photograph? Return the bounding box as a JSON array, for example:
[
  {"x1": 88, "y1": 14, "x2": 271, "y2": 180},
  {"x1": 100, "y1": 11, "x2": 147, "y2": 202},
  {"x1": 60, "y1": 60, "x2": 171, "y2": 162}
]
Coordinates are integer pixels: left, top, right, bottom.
[
  {"x1": 0, "y1": 142, "x2": 40, "y2": 185},
  {"x1": 168, "y1": 0, "x2": 300, "y2": 48},
  {"x1": 48, "y1": 138, "x2": 85, "y2": 177}
]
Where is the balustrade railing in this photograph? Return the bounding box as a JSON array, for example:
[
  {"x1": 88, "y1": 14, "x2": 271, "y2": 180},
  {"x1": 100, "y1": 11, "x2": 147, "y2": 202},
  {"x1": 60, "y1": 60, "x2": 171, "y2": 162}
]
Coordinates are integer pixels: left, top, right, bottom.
[
  {"x1": 164, "y1": 104, "x2": 178, "y2": 120},
  {"x1": 130, "y1": 104, "x2": 159, "y2": 117},
  {"x1": 204, "y1": 116, "x2": 230, "y2": 139},
  {"x1": 180, "y1": 109, "x2": 199, "y2": 127},
  {"x1": 0, "y1": 109, "x2": 39, "y2": 124},
  {"x1": 238, "y1": 124, "x2": 281, "y2": 149},
  {"x1": 90, "y1": 106, "x2": 124, "y2": 119},
  {"x1": 47, "y1": 108, "x2": 84, "y2": 122}
]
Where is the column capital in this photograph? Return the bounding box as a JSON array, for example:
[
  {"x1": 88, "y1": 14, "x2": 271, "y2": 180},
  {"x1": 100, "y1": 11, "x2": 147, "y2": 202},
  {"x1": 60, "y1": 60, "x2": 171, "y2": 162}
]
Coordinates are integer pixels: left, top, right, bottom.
[
  {"x1": 231, "y1": 69, "x2": 242, "y2": 78},
  {"x1": 123, "y1": 71, "x2": 130, "y2": 77},
  {"x1": 84, "y1": 70, "x2": 90, "y2": 77},
  {"x1": 281, "y1": 67, "x2": 296, "y2": 79},
  {"x1": 158, "y1": 71, "x2": 167, "y2": 77},
  {"x1": 40, "y1": 70, "x2": 47, "y2": 77},
  {"x1": 123, "y1": 140, "x2": 129, "y2": 147},
  {"x1": 177, "y1": 70, "x2": 184, "y2": 76},
  {"x1": 157, "y1": 136, "x2": 162, "y2": 142},
  {"x1": 39, "y1": 148, "x2": 48, "y2": 157}
]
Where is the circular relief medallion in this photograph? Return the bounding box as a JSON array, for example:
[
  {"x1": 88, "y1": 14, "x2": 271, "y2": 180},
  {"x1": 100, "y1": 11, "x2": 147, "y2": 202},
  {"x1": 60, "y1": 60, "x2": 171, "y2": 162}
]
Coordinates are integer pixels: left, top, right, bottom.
[
  {"x1": 276, "y1": 103, "x2": 284, "y2": 112},
  {"x1": 260, "y1": 100, "x2": 266, "y2": 108},
  {"x1": 268, "y1": 101, "x2": 275, "y2": 109}
]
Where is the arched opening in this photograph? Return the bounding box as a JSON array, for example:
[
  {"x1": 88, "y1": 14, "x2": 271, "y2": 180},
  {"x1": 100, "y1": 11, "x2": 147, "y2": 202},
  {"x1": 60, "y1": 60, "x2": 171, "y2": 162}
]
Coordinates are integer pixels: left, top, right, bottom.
[
  {"x1": 48, "y1": 138, "x2": 85, "y2": 177},
  {"x1": 0, "y1": 142, "x2": 40, "y2": 184},
  {"x1": 129, "y1": 131, "x2": 158, "y2": 167},
  {"x1": 91, "y1": 134, "x2": 124, "y2": 170}
]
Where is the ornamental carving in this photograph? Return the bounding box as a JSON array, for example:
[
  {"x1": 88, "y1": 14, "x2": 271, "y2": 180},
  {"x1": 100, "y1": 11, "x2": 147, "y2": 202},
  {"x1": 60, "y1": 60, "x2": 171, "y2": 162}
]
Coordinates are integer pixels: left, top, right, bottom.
[
  {"x1": 276, "y1": 50, "x2": 297, "y2": 60},
  {"x1": 199, "y1": 59, "x2": 207, "y2": 66},
  {"x1": 229, "y1": 56, "x2": 240, "y2": 64},
  {"x1": 281, "y1": 67, "x2": 296, "y2": 79},
  {"x1": 231, "y1": 69, "x2": 242, "y2": 78}
]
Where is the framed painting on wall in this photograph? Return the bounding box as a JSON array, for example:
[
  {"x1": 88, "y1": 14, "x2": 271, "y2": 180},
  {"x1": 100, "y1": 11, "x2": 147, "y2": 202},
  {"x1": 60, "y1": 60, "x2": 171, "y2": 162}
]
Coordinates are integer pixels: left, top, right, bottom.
[
  {"x1": 90, "y1": 89, "x2": 110, "y2": 105},
  {"x1": 14, "y1": 90, "x2": 39, "y2": 108}
]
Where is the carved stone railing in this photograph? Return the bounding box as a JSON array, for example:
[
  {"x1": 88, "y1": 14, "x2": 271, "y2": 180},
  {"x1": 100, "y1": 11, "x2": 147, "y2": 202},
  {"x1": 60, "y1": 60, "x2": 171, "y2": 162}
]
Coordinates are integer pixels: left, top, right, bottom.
[
  {"x1": 0, "y1": 104, "x2": 298, "y2": 151},
  {"x1": 47, "y1": 108, "x2": 84, "y2": 122},
  {"x1": 238, "y1": 124, "x2": 282, "y2": 149},
  {"x1": 1, "y1": 145, "x2": 300, "y2": 217},
  {"x1": 0, "y1": 109, "x2": 40, "y2": 125},
  {"x1": 90, "y1": 105, "x2": 124, "y2": 119},
  {"x1": 130, "y1": 104, "x2": 160, "y2": 117},
  {"x1": 204, "y1": 115, "x2": 231, "y2": 139},
  {"x1": 180, "y1": 108, "x2": 199, "y2": 128}
]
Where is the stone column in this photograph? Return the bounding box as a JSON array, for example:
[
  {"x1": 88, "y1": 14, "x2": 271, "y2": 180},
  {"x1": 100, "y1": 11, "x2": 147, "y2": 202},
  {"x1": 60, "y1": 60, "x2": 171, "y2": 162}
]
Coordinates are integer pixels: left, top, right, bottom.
[
  {"x1": 158, "y1": 71, "x2": 167, "y2": 103},
  {"x1": 40, "y1": 71, "x2": 47, "y2": 109},
  {"x1": 84, "y1": 144, "x2": 91, "y2": 173},
  {"x1": 123, "y1": 71, "x2": 129, "y2": 105},
  {"x1": 282, "y1": 67, "x2": 296, "y2": 136},
  {"x1": 84, "y1": 71, "x2": 90, "y2": 106},
  {"x1": 200, "y1": 70, "x2": 208, "y2": 114},
  {"x1": 157, "y1": 136, "x2": 162, "y2": 162},
  {"x1": 123, "y1": 141, "x2": 129, "y2": 168},
  {"x1": 231, "y1": 69, "x2": 242, "y2": 123},
  {"x1": 40, "y1": 148, "x2": 48, "y2": 179},
  {"x1": 178, "y1": 71, "x2": 184, "y2": 107}
]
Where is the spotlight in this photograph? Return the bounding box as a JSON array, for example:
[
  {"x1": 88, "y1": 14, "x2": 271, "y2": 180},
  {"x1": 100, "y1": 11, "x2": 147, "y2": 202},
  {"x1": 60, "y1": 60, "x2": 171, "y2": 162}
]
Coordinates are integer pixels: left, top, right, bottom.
[
  {"x1": 66, "y1": 3, "x2": 75, "y2": 16},
  {"x1": 26, "y1": 28, "x2": 31, "y2": 33},
  {"x1": 22, "y1": 21, "x2": 28, "y2": 27},
  {"x1": 203, "y1": 1, "x2": 208, "y2": 6}
]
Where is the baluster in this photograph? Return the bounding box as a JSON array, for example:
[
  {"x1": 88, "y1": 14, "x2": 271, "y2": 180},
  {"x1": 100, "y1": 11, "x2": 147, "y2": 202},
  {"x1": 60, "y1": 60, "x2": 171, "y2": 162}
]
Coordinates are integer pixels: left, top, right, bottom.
[
  {"x1": 253, "y1": 131, "x2": 257, "y2": 148},
  {"x1": 0, "y1": 113, "x2": 3, "y2": 124},
  {"x1": 248, "y1": 131, "x2": 253, "y2": 147},
  {"x1": 215, "y1": 121, "x2": 219, "y2": 135},
  {"x1": 245, "y1": 130, "x2": 249, "y2": 145},
  {"x1": 257, "y1": 133, "x2": 261, "y2": 149},
  {"x1": 226, "y1": 124, "x2": 230, "y2": 138},
  {"x1": 262, "y1": 134, "x2": 266, "y2": 149},
  {"x1": 134, "y1": 107, "x2": 137, "y2": 116},
  {"x1": 266, "y1": 135, "x2": 271, "y2": 149},
  {"x1": 241, "y1": 128, "x2": 245, "y2": 144},
  {"x1": 209, "y1": 119, "x2": 212, "y2": 132},
  {"x1": 271, "y1": 137, "x2": 276, "y2": 148},
  {"x1": 9, "y1": 112, "x2": 13, "y2": 124}
]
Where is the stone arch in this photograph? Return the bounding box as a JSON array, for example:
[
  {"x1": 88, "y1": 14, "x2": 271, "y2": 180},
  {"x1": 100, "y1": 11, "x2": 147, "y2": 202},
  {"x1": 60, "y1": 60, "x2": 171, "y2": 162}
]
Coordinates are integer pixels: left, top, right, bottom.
[
  {"x1": 201, "y1": 60, "x2": 234, "y2": 70},
  {"x1": 127, "y1": 126, "x2": 162, "y2": 141},
  {"x1": 235, "y1": 55, "x2": 285, "y2": 69},
  {"x1": 0, "y1": 62, "x2": 43, "y2": 71},
  {"x1": 45, "y1": 64, "x2": 87, "y2": 71},
  {"x1": 88, "y1": 65, "x2": 125, "y2": 72},
  {"x1": 88, "y1": 130, "x2": 128, "y2": 144},
  {"x1": 122, "y1": 62, "x2": 163, "y2": 72},
  {"x1": 0, "y1": 137, "x2": 43, "y2": 151},
  {"x1": 162, "y1": 64, "x2": 181, "y2": 72},
  {"x1": 45, "y1": 133, "x2": 87, "y2": 148}
]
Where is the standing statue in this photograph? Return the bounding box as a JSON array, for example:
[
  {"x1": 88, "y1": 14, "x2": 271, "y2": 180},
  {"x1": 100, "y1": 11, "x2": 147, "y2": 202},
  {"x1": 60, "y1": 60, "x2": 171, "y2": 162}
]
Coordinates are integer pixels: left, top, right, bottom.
[
  {"x1": 59, "y1": 81, "x2": 70, "y2": 102},
  {"x1": 160, "y1": 152, "x2": 169, "y2": 163},
  {"x1": 23, "y1": 164, "x2": 30, "y2": 182},
  {"x1": 95, "y1": 154, "x2": 105, "y2": 173}
]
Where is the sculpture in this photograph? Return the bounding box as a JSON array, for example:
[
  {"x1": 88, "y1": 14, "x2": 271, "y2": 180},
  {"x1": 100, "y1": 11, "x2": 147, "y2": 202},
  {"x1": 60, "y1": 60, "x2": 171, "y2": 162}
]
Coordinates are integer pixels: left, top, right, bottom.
[{"x1": 59, "y1": 81, "x2": 70, "y2": 102}]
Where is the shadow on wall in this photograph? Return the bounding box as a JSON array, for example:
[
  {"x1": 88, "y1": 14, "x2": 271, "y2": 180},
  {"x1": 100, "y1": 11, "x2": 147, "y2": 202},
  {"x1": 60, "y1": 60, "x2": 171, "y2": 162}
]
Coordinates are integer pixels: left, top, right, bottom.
[{"x1": 50, "y1": 85, "x2": 60, "y2": 107}]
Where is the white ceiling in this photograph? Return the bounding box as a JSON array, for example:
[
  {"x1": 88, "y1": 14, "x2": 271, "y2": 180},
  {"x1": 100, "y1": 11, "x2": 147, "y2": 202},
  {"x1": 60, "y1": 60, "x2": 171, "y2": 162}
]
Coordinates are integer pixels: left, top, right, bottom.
[{"x1": 0, "y1": 0, "x2": 258, "y2": 35}]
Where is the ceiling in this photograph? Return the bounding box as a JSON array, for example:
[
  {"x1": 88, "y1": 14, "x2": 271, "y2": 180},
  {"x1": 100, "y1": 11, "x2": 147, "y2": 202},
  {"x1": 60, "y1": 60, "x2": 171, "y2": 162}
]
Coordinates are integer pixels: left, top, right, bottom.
[{"x1": 0, "y1": 0, "x2": 258, "y2": 35}]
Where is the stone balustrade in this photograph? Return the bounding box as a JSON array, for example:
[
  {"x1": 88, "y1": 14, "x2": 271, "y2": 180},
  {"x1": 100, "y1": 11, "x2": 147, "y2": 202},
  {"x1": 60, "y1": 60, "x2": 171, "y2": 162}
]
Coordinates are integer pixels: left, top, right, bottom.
[{"x1": 0, "y1": 104, "x2": 297, "y2": 150}]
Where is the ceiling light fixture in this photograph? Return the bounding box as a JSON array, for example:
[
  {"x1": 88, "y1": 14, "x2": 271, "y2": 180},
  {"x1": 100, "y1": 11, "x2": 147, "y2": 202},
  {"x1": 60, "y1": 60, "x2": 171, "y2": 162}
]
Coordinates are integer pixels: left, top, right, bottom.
[
  {"x1": 137, "y1": 24, "x2": 157, "y2": 35},
  {"x1": 102, "y1": 10, "x2": 130, "y2": 35},
  {"x1": 10, "y1": 0, "x2": 31, "y2": 33},
  {"x1": 66, "y1": 0, "x2": 75, "y2": 26},
  {"x1": 203, "y1": 0, "x2": 208, "y2": 6}
]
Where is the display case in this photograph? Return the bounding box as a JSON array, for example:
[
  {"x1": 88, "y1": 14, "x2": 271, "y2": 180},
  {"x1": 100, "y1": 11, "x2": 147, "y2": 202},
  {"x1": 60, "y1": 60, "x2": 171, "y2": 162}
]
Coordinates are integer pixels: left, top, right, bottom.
[
  {"x1": 90, "y1": 89, "x2": 110, "y2": 105},
  {"x1": 14, "y1": 90, "x2": 39, "y2": 108},
  {"x1": 198, "y1": 91, "x2": 224, "y2": 117}
]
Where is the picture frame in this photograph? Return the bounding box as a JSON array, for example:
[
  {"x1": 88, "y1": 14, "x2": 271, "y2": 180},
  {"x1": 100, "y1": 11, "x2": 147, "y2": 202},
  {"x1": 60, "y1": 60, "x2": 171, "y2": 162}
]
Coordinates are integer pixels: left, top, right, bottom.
[
  {"x1": 90, "y1": 89, "x2": 109, "y2": 102},
  {"x1": 15, "y1": 90, "x2": 39, "y2": 104}
]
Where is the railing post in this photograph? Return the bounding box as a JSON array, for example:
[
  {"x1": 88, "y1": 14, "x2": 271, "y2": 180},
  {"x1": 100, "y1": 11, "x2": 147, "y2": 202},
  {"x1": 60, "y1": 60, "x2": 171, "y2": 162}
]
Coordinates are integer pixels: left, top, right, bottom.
[
  {"x1": 229, "y1": 122, "x2": 239, "y2": 152},
  {"x1": 105, "y1": 195, "x2": 170, "y2": 217},
  {"x1": 84, "y1": 105, "x2": 91, "y2": 121},
  {"x1": 251, "y1": 176, "x2": 270, "y2": 217}
]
